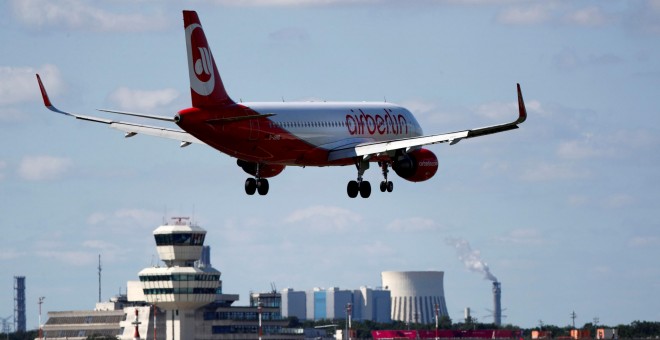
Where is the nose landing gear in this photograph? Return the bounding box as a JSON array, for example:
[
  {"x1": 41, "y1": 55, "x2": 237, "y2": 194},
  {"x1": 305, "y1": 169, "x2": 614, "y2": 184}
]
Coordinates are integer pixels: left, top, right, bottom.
[{"x1": 379, "y1": 161, "x2": 394, "y2": 193}]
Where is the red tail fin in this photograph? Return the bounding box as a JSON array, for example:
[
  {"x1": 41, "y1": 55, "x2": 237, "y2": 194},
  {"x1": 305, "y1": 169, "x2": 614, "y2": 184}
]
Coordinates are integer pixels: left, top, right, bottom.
[{"x1": 183, "y1": 10, "x2": 234, "y2": 108}]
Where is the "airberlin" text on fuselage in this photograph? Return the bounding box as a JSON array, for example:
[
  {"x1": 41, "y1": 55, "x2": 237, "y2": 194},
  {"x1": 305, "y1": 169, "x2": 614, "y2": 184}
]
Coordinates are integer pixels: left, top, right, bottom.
[{"x1": 346, "y1": 110, "x2": 408, "y2": 136}]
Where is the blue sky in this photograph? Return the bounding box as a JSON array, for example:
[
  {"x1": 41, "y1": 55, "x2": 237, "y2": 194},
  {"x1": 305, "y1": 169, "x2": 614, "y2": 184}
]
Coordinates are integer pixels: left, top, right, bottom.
[{"x1": 1, "y1": 0, "x2": 659, "y2": 330}]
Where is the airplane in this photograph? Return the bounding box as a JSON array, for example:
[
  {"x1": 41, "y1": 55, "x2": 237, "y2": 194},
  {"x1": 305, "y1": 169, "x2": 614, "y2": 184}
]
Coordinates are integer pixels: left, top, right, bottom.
[{"x1": 36, "y1": 10, "x2": 527, "y2": 198}]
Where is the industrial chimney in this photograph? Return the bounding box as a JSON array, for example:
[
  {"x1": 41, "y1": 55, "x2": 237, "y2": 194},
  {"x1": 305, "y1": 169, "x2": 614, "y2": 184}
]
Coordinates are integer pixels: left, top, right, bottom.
[
  {"x1": 492, "y1": 281, "x2": 501, "y2": 326},
  {"x1": 14, "y1": 276, "x2": 26, "y2": 332}
]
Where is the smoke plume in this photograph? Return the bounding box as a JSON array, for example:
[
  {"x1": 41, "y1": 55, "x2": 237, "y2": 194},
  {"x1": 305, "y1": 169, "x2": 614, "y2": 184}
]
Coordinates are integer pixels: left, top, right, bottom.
[{"x1": 445, "y1": 237, "x2": 497, "y2": 282}]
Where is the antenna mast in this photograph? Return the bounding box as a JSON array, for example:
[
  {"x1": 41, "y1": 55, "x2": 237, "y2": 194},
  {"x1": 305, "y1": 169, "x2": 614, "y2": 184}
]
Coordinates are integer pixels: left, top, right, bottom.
[{"x1": 570, "y1": 310, "x2": 577, "y2": 328}]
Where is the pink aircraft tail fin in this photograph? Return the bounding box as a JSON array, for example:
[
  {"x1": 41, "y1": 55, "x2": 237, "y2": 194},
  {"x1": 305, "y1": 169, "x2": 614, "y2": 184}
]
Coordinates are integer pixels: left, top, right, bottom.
[{"x1": 183, "y1": 10, "x2": 234, "y2": 108}]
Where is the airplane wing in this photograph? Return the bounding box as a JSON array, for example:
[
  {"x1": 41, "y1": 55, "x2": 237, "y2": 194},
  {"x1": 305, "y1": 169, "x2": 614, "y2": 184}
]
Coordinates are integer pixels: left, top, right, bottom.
[
  {"x1": 328, "y1": 83, "x2": 528, "y2": 161},
  {"x1": 36, "y1": 74, "x2": 203, "y2": 146}
]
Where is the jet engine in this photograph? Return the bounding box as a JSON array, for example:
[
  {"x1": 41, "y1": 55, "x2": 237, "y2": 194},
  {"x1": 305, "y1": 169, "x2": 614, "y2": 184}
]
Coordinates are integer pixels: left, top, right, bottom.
[
  {"x1": 392, "y1": 148, "x2": 439, "y2": 182},
  {"x1": 237, "y1": 160, "x2": 285, "y2": 178}
]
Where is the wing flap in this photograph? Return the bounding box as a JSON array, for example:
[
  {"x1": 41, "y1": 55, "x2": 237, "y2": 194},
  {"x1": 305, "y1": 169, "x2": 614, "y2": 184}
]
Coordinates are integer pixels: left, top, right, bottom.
[
  {"x1": 98, "y1": 109, "x2": 175, "y2": 122},
  {"x1": 325, "y1": 138, "x2": 376, "y2": 161},
  {"x1": 354, "y1": 131, "x2": 470, "y2": 157}
]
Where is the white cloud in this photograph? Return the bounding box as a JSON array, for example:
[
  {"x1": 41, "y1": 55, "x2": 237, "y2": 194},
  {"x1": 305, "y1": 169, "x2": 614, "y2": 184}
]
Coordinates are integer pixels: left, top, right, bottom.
[
  {"x1": 497, "y1": 228, "x2": 546, "y2": 245},
  {"x1": 36, "y1": 250, "x2": 96, "y2": 266},
  {"x1": 556, "y1": 138, "x2": 606, "y2": 160},
  {"x1": 603, "y1": 194, "x2": 634, "y2": 209},
  {"x1": 567, "y1": 195, "x2": 589, "y2": 207},
  {"x1": 209, "y1": 0, "x2": 523, "y2": 7},
  {"x1": 18, "y1": 155, "x2": 72, "y2": 181},
  {"x1": 108, "y1": 87, "x2": 179, "y2": 111},
  {"x1": 628, "y1": 236, "x2": 660, "y2": 247},
  {"x1": 553, "y1": 48, "x2": 624, "y2": 71},
  {"x1": 87, "y1": 208, "x2": 163, "y2": 234},
  {"x1": 496, "y1": 3, "x2": 556, "y2": 25},
  {"x1": 268, "y1": 27, "x2": 310, "y2": 43},
  {"x1": 0, "y1": 248, "x2": 22, "y2": 260},
  {"x1": 82, "y1": 240, "x2": 125, "y2": 262},
  {"x1": 0, "y1": 64, "x2": 62, "y2": 108},
  {"x1": 476, "y1": 99, "x2": 543, "y2": 121},
  {"x1": 208, "y1": 0, "x2": 373, "y2": 6},
  {"x1": 10, "y1": 0, "x2": 169, "y2": 32},
  {"x1": 624, "y1": 0, "x2": 660, "y2": 36},
  {"x1": 563, "y1": 6, "x2": 612, "y2": 27},
  {"x1": 387, "y1": 217, "x2": 442, "y2": 233},
  {"x1": 284, "y1": 205, "x2": 361, "y2": 233},
  {"x1": 520, "y1": 162, "x2": 590, "y2": 182},
  {"x1": 557, "y1": 130, "x2": 656, "y2": 161},
  {"x1": 362, "y1": 240, "x2": 396, "y2": 257},
  {"x1": 220, "y1": 217, "x2": 264, "y2": 244}
]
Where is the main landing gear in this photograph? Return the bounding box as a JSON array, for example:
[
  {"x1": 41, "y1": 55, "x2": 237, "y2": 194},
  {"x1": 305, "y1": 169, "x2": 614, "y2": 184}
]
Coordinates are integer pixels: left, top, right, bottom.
[
  {"x1": 347, "y1": 159, "x2": 394, "y2": 198},
  {"x1": 347, "y1": 157, "x2": 371, "y2": 198},
  {"x1": 245, "y1": 177, "x2": 269, "y2": 195},
  {"x1": 244, "y1": 163, "x2": 269, "y2": 196}
]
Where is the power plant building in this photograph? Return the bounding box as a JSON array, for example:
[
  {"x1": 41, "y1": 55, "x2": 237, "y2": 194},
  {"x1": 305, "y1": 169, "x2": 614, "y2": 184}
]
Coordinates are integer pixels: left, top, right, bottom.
[
  {"x1": 279, "y1": 286, "x2": 391, "y2": 323},
  {"x1": 280, "y1": 288, "x2": 306, "y2": 319},
  {"x1": 381, "y1": 271, "x2": 449, "y2": 324},
  {"x1": 353, "y1": 286, "x2": 392, "y2": 323}
]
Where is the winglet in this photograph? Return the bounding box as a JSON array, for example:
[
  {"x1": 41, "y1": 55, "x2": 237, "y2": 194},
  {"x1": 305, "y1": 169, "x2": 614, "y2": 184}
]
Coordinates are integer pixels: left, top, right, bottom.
[
  {"x1": 516, "y1": 83, "x2": 527, "y2": 124},
  {"x1": 36, "y1": 74, "x2": 71, "y2": 116},
  {"x1": 36, "y1": 74, "x2": 54, "y2": 108}
]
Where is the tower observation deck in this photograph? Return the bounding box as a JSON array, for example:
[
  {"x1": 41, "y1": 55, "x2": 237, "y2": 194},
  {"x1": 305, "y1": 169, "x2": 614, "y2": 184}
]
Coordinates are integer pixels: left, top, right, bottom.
[{"x1": 138, "y1": 217, "x2": 220, "y2": 339}]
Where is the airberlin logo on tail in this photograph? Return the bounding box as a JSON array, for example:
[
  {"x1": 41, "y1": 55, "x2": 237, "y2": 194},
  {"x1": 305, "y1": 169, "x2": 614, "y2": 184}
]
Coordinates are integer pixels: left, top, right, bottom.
[{"x1": 185, "y1": 23, "x2": 215, "y2": 96}]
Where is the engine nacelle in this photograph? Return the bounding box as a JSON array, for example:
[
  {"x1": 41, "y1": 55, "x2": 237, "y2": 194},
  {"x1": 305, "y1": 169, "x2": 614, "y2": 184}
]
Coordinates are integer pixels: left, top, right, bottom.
[
  {"x1": 237, "y1": 160, "x2": 285, "y2": 178},
  {"x1": 392, "y1": 148, "x2": 438, "y2": 182}
]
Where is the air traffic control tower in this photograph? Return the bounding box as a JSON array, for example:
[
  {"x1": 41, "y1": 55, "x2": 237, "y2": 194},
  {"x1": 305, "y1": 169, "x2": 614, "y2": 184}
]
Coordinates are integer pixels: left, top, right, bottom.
[{"x1": 138, "y1": 217, "x2": 220, "y2": 340}]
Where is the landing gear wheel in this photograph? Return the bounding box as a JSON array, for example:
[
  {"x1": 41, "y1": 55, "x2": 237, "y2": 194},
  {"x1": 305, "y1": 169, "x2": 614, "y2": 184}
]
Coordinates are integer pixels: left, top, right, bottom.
[
  {"x1": 359, "y1": 181, "x2": 371, "y2": 198},
  {"x1": 257, "y1": 178, "x2": 269, "y2": 195},
  {"x1": 347, "y1": 180, "x2": 359, "y2": 198},
  {"x1": 379, "y1": 162, "x2": 393, "y2": 194},
  {"x1": 245, "y1": 178, "x2": 257, "y2": 195}
]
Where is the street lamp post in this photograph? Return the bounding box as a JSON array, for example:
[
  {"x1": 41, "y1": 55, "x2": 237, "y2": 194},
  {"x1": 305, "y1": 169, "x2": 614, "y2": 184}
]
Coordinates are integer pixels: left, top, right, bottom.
[
  {"x1": 258, "y1": 302, "x2": 263, "y2": 340},
  {"x1": 153, "y1": 302, "x2": 158, "y2": 340},
  {"x1": 345, "y1": 303, "x2": 352, "y2": 340},
  {"x1": 435, "y1": 303, "x2": 440, "y2": 340},
  {"x1": 38, "y1": 297, "x2": 45, "y2": 340}
]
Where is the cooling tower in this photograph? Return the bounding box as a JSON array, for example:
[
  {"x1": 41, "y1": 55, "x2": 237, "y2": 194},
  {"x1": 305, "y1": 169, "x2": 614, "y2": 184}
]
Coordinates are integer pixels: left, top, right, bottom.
[{"x1": 381, "y1": 271, "x2": 448, "y2": 324}]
